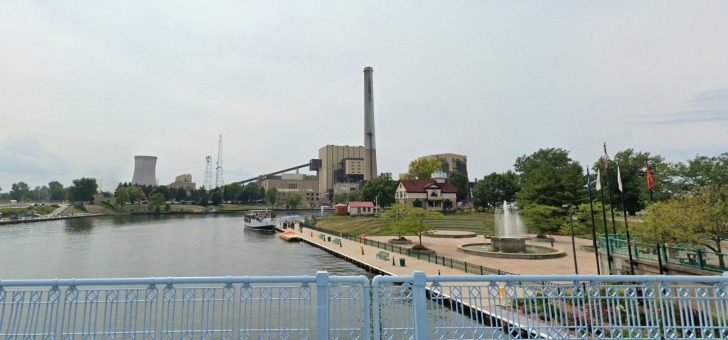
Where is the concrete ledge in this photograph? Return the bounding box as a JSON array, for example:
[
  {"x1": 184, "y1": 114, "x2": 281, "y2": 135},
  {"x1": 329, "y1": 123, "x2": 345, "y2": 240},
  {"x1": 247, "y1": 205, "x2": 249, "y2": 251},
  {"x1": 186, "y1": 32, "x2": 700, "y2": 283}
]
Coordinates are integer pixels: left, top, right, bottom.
[{"x1": 457, "y1": 243, "x2": 567, "y2": 259}]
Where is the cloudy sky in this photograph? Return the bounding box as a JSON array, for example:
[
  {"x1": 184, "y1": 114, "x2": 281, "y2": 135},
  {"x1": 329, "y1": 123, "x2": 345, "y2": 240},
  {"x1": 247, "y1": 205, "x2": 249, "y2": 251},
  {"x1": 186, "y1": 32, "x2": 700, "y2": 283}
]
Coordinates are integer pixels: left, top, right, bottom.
[{"x1": 1, "y1": 1, "x2": 727, "y2": 192}]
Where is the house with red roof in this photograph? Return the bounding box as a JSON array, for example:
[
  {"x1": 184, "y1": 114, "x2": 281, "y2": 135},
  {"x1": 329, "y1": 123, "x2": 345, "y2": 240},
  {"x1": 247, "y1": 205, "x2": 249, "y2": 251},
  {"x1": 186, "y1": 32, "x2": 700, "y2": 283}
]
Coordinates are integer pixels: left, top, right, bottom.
[
  {"x1": 395, "y1": 171, "x2": 457, "y2": 211},
  {"x1": 347, "y1": 201, "x2": 375, "y2": 216}
]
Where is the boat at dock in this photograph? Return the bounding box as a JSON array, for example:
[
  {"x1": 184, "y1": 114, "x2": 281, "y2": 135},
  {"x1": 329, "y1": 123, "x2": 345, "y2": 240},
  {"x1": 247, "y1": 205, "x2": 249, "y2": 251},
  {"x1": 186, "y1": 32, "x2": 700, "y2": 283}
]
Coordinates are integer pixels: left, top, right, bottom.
[
  {"x1": 278, "y1": 230, "x2": 301, "y2": 242},
  {"x1": 243, "y1": 210, "x2": 276, "y2": 231}
]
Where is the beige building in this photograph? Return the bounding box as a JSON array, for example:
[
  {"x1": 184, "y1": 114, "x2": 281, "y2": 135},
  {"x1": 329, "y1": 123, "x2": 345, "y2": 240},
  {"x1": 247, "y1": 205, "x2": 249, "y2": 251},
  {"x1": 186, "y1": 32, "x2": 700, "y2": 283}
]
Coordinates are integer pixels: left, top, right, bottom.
[
  {"x1": 418, "y1": 153, "x2": 468, "y2": 179},
  {"x1": 395, "y1": 171, "x2": 458, "y2": 211},
  {"x1": 318, "y1": 145, "x2": 366, "y2": 200},
  {"x1": 260, "y1": 173, "x2": 321, "y2": 207},
  {"x1": 168, "y1": 174, "x2": 196, "y2": 193}
]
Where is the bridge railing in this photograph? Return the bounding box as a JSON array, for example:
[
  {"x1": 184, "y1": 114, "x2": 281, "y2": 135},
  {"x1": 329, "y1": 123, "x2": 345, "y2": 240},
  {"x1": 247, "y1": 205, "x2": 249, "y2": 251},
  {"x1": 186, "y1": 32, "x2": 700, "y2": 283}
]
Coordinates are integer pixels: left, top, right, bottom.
[
  {"x1": 0, "y1": 273, "x2": 370, "y2": 340},
  {"x1": 3, "y1": 272, "x2": 728, "y2": 340}
]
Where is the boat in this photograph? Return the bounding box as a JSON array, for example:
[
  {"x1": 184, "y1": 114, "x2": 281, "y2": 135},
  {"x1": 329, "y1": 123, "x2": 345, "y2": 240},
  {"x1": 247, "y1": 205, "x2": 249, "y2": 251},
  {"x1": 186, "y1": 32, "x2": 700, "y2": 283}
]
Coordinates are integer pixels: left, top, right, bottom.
[
  {"x1": 278, "y1": 230, "x2": 301, "y2": 242},
  {"x1": 243, "y1": 210, "x2": 276, "y2": 231}
]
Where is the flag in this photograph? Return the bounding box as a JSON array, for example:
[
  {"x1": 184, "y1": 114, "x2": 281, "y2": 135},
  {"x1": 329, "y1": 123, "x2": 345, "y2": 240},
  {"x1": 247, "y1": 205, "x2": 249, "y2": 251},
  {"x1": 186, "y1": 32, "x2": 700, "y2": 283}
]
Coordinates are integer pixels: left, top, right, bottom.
[
  {"x1": 596, "y1": 169, "x2": 602, "y2": 191},
  {"x1": 646, "y1": 162, "x2": 654, "y2": 190},
  {"x1": 617, "y1": 162, "x2": 623, "y2": 192},
  {"x1": 603, "y1": 143, "x2": 610, "y2": 170},
  {"x1": 586, "y1": 167, "x2": 592, "y2": 195}
]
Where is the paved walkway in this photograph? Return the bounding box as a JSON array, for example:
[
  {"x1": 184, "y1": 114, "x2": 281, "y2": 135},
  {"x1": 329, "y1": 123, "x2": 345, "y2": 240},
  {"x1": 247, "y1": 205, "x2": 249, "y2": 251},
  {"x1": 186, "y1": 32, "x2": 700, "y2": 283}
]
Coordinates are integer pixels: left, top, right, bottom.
[{"x1": 297, "y1": 227, "x2": 600, "y2": 276}]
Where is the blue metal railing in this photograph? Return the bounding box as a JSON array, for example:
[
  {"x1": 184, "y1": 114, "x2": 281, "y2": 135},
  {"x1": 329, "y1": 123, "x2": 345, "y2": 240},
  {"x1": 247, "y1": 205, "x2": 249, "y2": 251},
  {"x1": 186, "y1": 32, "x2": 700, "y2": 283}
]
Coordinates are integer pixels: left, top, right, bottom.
[{"x1": 3, "y1": 272, "x2": 728, "y2": 339}]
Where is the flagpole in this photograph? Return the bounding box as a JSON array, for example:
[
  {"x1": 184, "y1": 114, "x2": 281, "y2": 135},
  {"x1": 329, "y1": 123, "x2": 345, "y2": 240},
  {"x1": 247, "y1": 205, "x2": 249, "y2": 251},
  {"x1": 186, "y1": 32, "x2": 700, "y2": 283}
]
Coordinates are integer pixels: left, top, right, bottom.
[
  {"x1": 646, "y1": 161, "x2": 664, "y2": 275},
  {"x1": 586, "y1": 168, "x2": 601, "y2": 275},
  {"x1": 617, "y1": 161, "x2": 635, "y2": 275},
  {"x1": 603, "y1": 143, "x2": 618, "y2": 236},
  {"x1": 598, "y1": 169, "x2": 613, "y2": 274}
]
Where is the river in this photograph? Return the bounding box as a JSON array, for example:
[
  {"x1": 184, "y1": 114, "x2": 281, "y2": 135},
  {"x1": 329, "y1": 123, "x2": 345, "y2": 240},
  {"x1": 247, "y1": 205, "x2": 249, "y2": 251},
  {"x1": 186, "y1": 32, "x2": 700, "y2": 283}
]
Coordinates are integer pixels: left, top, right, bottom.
[{"x1": 0, "y1": 213, "x2": 368, "y2": 279}]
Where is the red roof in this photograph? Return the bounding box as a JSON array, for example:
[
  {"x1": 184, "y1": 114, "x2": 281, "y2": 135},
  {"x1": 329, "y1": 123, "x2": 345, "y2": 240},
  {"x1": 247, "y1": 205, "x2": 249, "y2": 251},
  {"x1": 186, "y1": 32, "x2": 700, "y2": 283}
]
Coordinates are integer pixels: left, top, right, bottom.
[
  {"x1": 398, "y1": 180, "x2": 458, "y2": 193},
  {"x1": 334, "y1": 203, "x2": 347, "y2": 207},
  {"x1": 348, "y1": 201, "x2": 375, "y2": 208}
]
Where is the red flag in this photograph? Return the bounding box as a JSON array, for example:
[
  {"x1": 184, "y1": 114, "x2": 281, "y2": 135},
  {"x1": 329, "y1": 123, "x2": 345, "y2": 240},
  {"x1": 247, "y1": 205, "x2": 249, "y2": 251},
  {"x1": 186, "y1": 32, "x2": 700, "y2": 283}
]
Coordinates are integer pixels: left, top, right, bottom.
[{"x1": 646, "y1": 163, "x2": 654, "y2": 190}]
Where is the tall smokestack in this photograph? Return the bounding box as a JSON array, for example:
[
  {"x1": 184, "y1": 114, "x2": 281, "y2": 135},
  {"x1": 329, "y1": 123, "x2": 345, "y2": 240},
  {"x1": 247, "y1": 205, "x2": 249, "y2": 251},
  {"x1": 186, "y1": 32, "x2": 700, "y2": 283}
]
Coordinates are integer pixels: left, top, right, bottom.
[{"x1": 363, "y1": 66, "x2": 377, "y2": 181}]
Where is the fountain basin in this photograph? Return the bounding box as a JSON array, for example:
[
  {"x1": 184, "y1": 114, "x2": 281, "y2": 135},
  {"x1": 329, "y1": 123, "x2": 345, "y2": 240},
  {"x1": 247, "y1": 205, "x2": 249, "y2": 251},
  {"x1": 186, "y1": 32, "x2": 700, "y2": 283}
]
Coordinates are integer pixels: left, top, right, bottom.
[{"x1": 457, "y1": 242, "x2": 566, "y2": 259}]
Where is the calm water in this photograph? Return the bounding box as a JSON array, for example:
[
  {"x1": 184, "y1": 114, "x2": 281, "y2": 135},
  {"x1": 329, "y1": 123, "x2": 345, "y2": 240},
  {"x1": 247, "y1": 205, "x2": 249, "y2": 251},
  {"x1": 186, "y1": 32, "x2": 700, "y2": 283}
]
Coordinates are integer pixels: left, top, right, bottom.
[{"x1": 0, "y1": 214, "x2": 369, "y2": 279}]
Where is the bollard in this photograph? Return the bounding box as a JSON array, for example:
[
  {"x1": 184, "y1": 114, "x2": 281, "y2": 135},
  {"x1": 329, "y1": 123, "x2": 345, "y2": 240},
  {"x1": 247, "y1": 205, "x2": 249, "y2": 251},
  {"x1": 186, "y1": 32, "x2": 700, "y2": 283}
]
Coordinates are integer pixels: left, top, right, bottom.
[
  {"x1": 339, "y1": 241, "x2": 342, "y2": 248},
  {"x1": 438, "y1": 269, "x2": 441, "y2": 275},
  {"x1": 311, "y1": 232, "x2": 313, "y2": 237},
  {"x1": 360, "y1": 245, "x2": 364, "y2": 255},
  {"x1": 393, "y1": 257, "x2": 395, "y2": 266}
]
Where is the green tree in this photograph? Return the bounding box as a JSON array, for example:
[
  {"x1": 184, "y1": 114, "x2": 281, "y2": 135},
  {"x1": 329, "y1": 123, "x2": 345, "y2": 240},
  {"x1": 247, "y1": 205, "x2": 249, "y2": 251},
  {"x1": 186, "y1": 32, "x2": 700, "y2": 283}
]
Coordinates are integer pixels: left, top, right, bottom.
[
  {"x1": 520, "y1": 204, "x2": 563, "y2": 235},
  {"x1": 594, "y1": 149, "x2": 669, "y2": 214},
  {"x1": 514, "y1": 148, "x2": 586, "y2": 234},
  {"x1": 265, "y1": 188, "x2": 279, "y2": 208},
  {"x1": 361, "y1": 173, "x2": 398, "y2": 207},
  {"x1": 115, "y1": 187, "x2": 130, "y2": 207},
  {"x1": 333, "y1": 192, "x2": 348, "y2": 204},
  {"x1": 149, "y1": 193, "x2": 166, "y2": 211},
  {"x1": 128, "y1": 186, "x2": 145, "y2": 203},
  {"x1": 472, "y1": 171, "x2": 520, "y2": 209},
  {"x1": 405, "y1": 157, "x2": 442, "y2": 180},
  {"x1": 408, "y1": 207, "x2": 442, "y2": 247},
  {"x1": 382, "y1": 204, "x2": 414, "y2": 240},
  {"x1": 447, "y1": 172, "x2": 470, "y2": 202},
  {"x1": 210, "y1": 192, "x2": 223, "y2": 205},
  {"x1": 346, "y1": 190, "x2": 360, "y2": 202},
  {"x1": 223, "y1": 182, "x2": 243, "y2": 202},
  {"x1": 48, "y1": 181, "x2": 65, "y2": 201},
  {"x1": 636, "y1": 185, "x2": 728, "y2": 266},
  {"x1": 670, "y1": 153, "x2": 728, "y2": 194},
  {"x1": 240, "y1": 182, "x2": 261, "y2": 203},
  {"x1": 151, "y1": 185, "x2": 170, "y2": 200},
  {"x1": 9, "y1": 182, "x2": 31, "y2": 201},
  {"x1": 175, "y1": 188, "x2": 188, "y2": 202},
  {"x1": 67, "y1": 178, "x2": 98, "y2": 203},
  {"x1": 285, "y1": 192, "x2": 303, "y2": 209}
]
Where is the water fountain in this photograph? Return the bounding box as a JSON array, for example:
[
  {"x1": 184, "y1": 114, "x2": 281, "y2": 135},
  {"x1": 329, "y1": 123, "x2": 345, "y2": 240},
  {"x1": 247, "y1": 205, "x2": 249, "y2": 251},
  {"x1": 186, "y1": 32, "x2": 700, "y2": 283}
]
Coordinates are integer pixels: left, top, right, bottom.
[{"x1": 457, "y1": 202, "x2": 565, "y2": 259}]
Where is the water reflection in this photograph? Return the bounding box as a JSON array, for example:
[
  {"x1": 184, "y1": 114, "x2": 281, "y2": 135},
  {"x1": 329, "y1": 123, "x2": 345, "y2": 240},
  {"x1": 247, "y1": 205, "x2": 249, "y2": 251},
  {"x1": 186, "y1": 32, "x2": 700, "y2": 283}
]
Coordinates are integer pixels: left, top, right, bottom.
[{"x1": 64, "y1": 218, "x2": 95, "y2": 233}]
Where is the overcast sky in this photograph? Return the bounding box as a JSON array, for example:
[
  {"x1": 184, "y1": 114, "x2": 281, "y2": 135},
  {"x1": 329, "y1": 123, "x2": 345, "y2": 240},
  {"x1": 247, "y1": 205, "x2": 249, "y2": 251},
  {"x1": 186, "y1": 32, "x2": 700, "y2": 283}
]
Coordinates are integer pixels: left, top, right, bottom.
[{"x1": 2, "y1": 1, "x2": 727, "y2": 192}]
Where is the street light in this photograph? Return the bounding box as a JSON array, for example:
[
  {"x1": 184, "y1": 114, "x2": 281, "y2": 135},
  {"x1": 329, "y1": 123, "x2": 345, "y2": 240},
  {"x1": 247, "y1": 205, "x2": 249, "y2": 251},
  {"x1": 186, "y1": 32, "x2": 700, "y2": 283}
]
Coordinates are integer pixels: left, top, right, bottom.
[{"x1": 562, "y1": 204, "x2": 579, "y2": 274}]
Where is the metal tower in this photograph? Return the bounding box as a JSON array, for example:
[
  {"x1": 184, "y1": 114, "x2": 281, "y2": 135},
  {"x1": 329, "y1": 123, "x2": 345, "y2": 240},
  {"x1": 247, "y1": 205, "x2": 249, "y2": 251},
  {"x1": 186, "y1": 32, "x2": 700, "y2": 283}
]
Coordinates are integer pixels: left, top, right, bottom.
[
  {"x1": 215, "y1": 134, "x2": 224, "y2": 188},
  {"x1": 204, "y1": 155, "x2": 213, "y2": 190}
]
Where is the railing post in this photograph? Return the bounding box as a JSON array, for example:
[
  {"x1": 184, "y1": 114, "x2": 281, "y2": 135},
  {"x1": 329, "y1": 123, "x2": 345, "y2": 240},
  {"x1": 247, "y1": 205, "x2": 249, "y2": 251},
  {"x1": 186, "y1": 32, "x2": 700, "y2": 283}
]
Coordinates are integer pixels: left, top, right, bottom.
[
  {"x1": 316, "y1": 271, "x2": 329, "y2": 340},
  {"x1": 412, "y1": 271, "x2": 429, "y2": 340},
  {"x1": 697, "y1": 250, "x2": 704, "y2": 269}
]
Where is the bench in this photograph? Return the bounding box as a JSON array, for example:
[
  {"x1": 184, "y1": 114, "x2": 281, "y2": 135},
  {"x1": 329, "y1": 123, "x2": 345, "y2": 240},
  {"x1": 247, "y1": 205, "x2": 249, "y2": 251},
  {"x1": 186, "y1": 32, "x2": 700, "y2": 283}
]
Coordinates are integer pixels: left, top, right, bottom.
[
  {"x1": 318, "y1": 233, "x2": 326, "y2": 241},
  {"x1": 376, "y1": 251, "x2": 390, "y2": 261},
  {"x1": 332, "y1": 238, "x2": 341, "y2": 245}
]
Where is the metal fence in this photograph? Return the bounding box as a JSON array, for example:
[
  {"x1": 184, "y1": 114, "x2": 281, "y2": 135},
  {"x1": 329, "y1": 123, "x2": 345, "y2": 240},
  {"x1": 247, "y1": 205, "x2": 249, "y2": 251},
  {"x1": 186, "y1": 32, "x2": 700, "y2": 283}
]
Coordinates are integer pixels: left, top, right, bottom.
[
  {"x1": 308, "y1": 224, "x2": 516, "y2": 275},
  {"x1": 0, "y1": 273, "x2": 369, "y2": 340},
  {"x1": 3, "y1": 272, "x2": 728, "y2": 339},
  {"x1": 598, "y1": 235, "x2": 728, "y2": 272}
]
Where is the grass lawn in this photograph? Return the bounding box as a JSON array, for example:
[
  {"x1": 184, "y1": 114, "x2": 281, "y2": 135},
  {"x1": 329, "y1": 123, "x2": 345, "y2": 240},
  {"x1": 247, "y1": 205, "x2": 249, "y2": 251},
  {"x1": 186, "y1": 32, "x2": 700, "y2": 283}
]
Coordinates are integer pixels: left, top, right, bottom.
[{"x1": 317, "y1": 212, "x2": 496, "y2": 237}]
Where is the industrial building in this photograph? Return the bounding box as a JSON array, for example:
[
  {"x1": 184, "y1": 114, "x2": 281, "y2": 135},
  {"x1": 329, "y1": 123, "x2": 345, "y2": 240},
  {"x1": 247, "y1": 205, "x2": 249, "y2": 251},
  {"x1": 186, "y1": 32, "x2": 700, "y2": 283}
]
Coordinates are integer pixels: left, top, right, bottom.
[
  {"x1": 259, "y1": 173, "x2": 320, "y2": 207},
  {"x1": 317, "y1": 145, "x2": 365, "y2": 200},
  {"x1": 168, "y1": 174, "x2": 196, "y2": 193},
  {"x1": 418, "y1": 153, "x2": 468, "y2": 179},
  {"x1": 131, "y1": 155, "x2": 157, "y2": 186}
]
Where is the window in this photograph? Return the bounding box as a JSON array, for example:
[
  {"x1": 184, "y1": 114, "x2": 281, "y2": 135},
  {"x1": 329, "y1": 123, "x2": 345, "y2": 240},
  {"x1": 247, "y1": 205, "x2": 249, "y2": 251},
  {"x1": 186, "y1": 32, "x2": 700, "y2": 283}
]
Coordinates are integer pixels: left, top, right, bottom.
[{"x1": 288, "y1": 184, "x2": 297, "y2": 189}]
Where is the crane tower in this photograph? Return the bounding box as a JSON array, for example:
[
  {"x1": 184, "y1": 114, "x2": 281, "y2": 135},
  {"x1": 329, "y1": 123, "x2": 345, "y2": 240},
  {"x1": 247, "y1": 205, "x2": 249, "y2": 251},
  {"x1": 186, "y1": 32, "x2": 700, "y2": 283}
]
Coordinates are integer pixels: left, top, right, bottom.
[
  {"x1": 204, "y1": 155, "x2": 213, "y2": 190},
  {"x1": 215, "y1": 134, "x2": 224, "y2": 188}
]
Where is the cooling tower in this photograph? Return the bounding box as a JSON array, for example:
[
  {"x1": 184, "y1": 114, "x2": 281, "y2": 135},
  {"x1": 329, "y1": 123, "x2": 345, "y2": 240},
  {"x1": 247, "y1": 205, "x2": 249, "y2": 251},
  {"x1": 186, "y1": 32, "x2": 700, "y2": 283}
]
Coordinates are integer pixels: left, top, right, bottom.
[
  {"x1": 363, "y1": 66, "x2": 377, "y2": 181},
  {"x1": 131, "y1": 155, "x2": 157, "y2": 186}
]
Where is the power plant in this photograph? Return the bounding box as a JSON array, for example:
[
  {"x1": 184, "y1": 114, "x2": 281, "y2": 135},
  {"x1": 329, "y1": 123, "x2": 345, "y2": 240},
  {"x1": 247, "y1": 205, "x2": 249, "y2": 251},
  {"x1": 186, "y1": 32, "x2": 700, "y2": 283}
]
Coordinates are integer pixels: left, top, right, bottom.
[
  {"x1": 363, "y1": 67, "x2": 377, "y2": 182},
  {"x1": 131, "y1": 156, "x2": 157, "y2": 186}
]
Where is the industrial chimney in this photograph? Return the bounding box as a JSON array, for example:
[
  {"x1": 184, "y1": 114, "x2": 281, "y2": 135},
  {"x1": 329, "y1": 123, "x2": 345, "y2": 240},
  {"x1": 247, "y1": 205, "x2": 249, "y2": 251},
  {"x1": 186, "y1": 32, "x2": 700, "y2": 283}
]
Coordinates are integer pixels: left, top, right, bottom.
[
  {"x1": 363, "y1": 67, "x2": 377, "y2": 181},
  {"x1": 131, "y1": 155, "x2": 157, "y2": 186}
]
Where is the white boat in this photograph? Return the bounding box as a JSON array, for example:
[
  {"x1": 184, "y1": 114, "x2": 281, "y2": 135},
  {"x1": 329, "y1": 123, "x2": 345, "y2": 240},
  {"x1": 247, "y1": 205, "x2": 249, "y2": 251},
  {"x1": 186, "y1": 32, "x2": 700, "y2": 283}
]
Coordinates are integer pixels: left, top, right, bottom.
[{"x1": 243, "y1": 210, "x2": 276, "y2": 231}]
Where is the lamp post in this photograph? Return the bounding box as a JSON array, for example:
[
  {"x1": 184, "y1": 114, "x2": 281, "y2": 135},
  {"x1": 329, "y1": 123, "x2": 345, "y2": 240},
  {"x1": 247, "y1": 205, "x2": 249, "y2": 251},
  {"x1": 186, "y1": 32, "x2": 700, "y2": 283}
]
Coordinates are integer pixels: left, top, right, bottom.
[{"x1": 562, "y1": 204, "x2": 579, "y2": 274}]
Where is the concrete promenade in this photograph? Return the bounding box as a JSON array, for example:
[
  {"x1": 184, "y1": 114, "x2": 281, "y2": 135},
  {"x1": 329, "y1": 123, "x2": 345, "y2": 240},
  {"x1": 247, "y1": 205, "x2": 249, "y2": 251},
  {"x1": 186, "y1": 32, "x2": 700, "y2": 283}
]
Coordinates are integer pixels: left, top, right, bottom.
[{"x1": 296, "y1": 226, "x2": 599, "y2": 276}]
